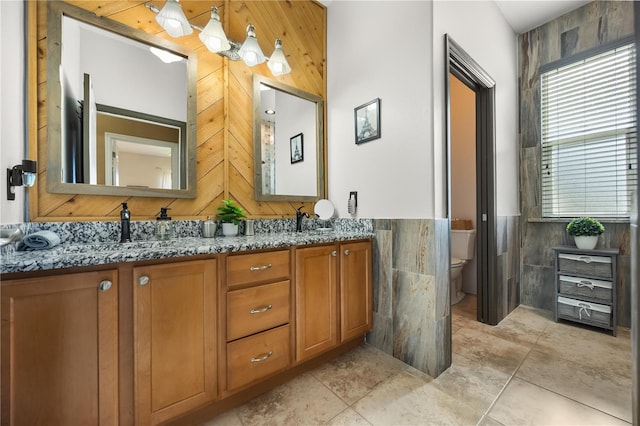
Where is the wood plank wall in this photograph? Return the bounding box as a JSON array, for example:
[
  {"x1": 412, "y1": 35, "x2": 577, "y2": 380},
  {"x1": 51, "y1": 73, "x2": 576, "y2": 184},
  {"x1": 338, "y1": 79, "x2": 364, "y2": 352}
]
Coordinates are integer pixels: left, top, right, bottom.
[{"x1": 29, "y1": 0, "x2": 326, "y2": 221}]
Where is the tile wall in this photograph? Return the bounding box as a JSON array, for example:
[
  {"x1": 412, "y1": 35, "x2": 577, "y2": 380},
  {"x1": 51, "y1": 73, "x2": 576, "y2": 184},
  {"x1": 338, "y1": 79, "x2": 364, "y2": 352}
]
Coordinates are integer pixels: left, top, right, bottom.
[
  {"x1": 518, "y1": 0, "x2": 634, "y2": 326},
  {"x1": 369, "y1": 219, "x2": 451, "y2": 378}
]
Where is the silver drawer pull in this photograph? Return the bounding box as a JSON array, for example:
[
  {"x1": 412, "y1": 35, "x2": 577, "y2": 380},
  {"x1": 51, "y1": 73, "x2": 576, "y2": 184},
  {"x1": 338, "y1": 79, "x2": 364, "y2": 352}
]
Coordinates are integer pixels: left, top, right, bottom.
[
  {"x1": 250, "y1": 351, "x2": 273, "y2": 363},
  {"x1": 577, "y1": 280, "x2": 595, "y2": 290},
  {"x1": 250, "y1": 304, "x2": 273, "y2": 314},
  {"x1": 344, "y1": 249, "x2": 350, "y2": 256},
  {"x1": 99, "y1": 280, "x2": 112, "y2": 292},
  {"x1": 331, "y1": 250, "x2": 337, "y2": 257},
  {"x1": 138, "y1": 276, "x2": 150, "y2": 286},
  {"x1": 250, "y1": 263, "x2": 272, "y2": 271},
  {"x1": 578, "y1": 256, "x2": 592, "y2": 263}
]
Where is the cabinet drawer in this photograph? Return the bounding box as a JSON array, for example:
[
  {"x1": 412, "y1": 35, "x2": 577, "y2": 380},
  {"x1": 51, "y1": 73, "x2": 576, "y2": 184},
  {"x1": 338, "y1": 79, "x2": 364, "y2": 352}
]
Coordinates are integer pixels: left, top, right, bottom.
[
  {"x1": 227, "y1": 250, "x2": 290, "y2": 288},
  {"x1": 558, "y1": 275, "x2": 612, "y2": 303},
  {"x1": 227, "y1": 280, "x2": 290, "y2": 341},
  {"x1": 558, "y1": 253, "x2": 612, "y2": 278},
  {"x1": 557, "y1": 296, "x2": 612, "y2": 328},
  {"x1": 227, "y1": 325, "x2": 290, "y2": 391}
]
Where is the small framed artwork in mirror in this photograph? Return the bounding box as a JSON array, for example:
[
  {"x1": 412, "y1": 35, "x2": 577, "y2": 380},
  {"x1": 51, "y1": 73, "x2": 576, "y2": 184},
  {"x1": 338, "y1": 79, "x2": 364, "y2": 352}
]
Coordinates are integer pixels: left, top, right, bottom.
[
  {"x1": 354, "y1": 98, "x2": 381, "y2": 144},
  {"x1": 290, "y1": 133, "x2": 304, "y2": 164}
]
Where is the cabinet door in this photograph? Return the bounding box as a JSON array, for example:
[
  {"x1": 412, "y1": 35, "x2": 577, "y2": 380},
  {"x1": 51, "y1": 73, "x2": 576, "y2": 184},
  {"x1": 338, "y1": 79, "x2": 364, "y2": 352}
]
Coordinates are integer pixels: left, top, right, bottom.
[
  {"x1": 134, "y1": 259, "x2": 217, "y2": 426},
  {"x1": 1, "y1": 270, "x2": 118, "y2": 426},
  {"x1": 340, "y1": 241, "x2": 373, "y2": 342},
  {"x1": 295, "y1": 245, "x2": 338, "y2": 362}
]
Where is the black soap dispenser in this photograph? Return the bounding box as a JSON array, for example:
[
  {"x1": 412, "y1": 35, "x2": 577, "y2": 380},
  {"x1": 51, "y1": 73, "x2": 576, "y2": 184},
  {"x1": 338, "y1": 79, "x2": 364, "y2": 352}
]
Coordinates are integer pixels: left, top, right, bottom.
[{"x1": 155, "y1": 207, "x2": 173, "y2": 240}]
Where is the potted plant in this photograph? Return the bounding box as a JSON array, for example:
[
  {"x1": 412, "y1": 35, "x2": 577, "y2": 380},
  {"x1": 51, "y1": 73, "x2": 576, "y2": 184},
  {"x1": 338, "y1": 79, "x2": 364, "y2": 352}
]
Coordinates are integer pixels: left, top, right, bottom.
[
  {"x1": 566, "y1": 217, "x2": 605, "y2": 250},
  {"x1": 217, "y1": 199, "x2": 246, "y2": 237}
]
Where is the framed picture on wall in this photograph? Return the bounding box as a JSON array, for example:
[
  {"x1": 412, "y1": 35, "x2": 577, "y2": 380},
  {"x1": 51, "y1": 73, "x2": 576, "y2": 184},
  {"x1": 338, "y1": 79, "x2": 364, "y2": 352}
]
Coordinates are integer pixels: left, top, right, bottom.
[
  {"x1": 354, "y1": 98, "x2": 381, "y2": 144},
  {"x1": 290, "y1": 133, "x2": 304, "y2": 164}
]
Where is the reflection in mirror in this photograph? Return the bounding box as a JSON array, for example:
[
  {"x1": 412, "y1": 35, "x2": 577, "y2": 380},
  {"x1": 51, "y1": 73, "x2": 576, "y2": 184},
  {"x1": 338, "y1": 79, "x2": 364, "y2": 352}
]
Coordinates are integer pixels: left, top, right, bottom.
[
  {"x1": 97, "y1": 105, "x2": 185, "y2": 189},
  {"x1": 253, "y1": 75, "x2": 325, "y2": 202},
  {"x1": 47, "y1": 1, "x2": 197, "y2": 198}
]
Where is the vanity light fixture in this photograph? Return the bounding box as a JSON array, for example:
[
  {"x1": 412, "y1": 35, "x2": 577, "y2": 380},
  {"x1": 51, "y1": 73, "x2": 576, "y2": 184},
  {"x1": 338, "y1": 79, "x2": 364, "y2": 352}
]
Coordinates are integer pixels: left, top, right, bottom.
[
  {"x1": 267, "y1": 39, "x2": 291, "y2": 76},
  {"x1": 7, "y1": 160, "x2": 37, "y2": 201},
  {"x1": 237, "y1": 24, "x2": 265, "y2": 66},
  {"x1": 198, "y1": 7, "x2": 230, "y2": 53},
  {"x1": 155, "y1": 0, "x2": 193, "y2": 38},
  {"x1": 146, "y1": 3, "x2": 291, "y2": 76}
]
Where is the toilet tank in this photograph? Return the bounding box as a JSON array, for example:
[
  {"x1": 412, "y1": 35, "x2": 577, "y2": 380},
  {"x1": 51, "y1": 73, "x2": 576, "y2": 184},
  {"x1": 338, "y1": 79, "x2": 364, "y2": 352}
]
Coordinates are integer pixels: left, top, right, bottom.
[{"x1": 451, "y1": 229, "x2": 476, "y2": 260}]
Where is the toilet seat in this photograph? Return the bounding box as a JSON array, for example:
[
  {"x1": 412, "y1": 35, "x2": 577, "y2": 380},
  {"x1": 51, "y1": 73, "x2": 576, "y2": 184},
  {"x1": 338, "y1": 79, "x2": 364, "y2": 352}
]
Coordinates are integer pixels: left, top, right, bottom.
[{"x1": 451, "y1": 257, "x2": 465, "y2": 267}]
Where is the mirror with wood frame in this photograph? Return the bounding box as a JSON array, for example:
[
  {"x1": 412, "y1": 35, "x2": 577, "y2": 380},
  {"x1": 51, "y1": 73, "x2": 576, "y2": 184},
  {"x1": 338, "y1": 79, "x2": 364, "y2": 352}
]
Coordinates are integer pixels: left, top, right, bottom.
[
  {"x1": 253, "y1": 75, "x2": 325, "y2": 202},
  {"x1": 46, "y1": 1, "x2": 197, "y2": 198}
]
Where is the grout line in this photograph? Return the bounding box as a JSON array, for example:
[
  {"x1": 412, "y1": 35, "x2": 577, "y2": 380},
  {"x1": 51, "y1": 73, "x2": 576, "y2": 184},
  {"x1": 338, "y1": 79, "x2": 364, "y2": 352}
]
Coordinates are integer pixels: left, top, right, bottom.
[{"x1": 510, "y1": 376, "x2": 632, "y2": 425}]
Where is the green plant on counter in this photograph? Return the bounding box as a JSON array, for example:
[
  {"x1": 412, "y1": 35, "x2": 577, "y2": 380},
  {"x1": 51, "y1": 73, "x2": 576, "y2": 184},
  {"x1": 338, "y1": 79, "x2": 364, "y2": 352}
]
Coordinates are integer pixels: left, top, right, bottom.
[
  {"x1": 216, "y1": 199, "x2": 246, "y2": 225},
  {"x1": 566, "y1": 217, "x2": 605, "y2": 236}
]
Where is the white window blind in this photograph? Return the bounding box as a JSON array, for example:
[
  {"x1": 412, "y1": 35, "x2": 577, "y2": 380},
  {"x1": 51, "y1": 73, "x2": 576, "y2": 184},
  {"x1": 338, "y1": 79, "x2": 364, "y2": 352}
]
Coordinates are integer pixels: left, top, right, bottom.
[{"x1": 541, "y1": 42, "x2": 637, "y2": 218}]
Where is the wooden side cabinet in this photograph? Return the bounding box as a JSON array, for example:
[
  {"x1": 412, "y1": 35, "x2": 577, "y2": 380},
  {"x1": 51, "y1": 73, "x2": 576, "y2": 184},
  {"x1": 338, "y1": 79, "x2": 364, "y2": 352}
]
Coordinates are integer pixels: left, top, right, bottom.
[
  {"x1": 553, "y1": 246, "x2": 618, "y2": 336},
  {"x1": 1, "y1": 270, "x2": 118, "y2": 426},
  {"x1": 295, "y1": 245, "x2": 339, "y2": 362},
  {"x1": 340, "y1": 241, "x2": 373, "y2": 342},
  {"x1": 133, "y1": 259, "x2": 217, "y2": 426}
]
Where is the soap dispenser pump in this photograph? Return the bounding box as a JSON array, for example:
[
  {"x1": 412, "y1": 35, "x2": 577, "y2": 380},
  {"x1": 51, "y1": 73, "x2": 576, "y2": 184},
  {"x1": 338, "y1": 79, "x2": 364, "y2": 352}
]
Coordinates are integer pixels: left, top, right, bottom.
[{"x1": 155, "y1": 207, "x2": 173, "y2": 240}]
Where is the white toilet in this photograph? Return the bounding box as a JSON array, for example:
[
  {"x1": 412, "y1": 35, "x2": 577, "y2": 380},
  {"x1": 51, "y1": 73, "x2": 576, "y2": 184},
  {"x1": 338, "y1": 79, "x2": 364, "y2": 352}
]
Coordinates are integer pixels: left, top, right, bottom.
[{"x1": 451, "y1": 229, "x2": 476, "y2": 304}]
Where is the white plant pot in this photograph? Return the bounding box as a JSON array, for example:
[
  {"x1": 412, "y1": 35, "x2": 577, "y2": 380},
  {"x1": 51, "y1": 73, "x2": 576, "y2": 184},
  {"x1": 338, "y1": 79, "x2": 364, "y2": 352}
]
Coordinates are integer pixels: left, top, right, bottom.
[
  {"x1": 222, "y1": 223, "x2": 239, "y2": 237},
  {"x1": 574, "y1": 235, "x2": 598, "y2": 250}
]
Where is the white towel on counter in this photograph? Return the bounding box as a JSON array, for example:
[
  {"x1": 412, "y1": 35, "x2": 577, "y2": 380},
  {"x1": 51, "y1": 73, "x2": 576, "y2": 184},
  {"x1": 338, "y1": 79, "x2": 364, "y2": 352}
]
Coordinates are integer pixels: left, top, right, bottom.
[{"x1": 17, "y1": 230, "x2": 62, "y2": 251}]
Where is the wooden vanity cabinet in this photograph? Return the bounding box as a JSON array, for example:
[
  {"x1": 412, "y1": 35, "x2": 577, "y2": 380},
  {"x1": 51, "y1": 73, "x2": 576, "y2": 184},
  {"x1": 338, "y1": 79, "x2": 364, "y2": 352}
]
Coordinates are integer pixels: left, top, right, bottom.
[
  {"x1": 224, "y1": 250, "x2": 292, "y2": 393},
  {"x1": 1, "y1": 270, "x2": 119, "y2": 426},
  {"x1": 133, "y1": 259, "x2": 217, "y2": 426},
  {"x1": 295, "y1": 240, "x2": 372, "y2": 363}
]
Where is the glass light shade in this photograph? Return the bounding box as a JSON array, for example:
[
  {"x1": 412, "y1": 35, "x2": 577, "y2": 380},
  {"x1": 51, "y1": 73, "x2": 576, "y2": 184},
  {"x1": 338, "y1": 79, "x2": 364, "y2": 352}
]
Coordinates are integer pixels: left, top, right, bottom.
[
  {"x1": 267, "y1": 39, "x2": 291, "y2": 76},
  {"x1": 199, "y1": 7, "x2": 230, "y2": 53},
  {"x1": 238, "y1": 25, "x2": 265, "y2": 67},
  {"x1": 155, "y1": 0, "x2": 193, "y2": 38},
  {"x1": 22, "y1": 172, "x2": 36, "y2": 187}
]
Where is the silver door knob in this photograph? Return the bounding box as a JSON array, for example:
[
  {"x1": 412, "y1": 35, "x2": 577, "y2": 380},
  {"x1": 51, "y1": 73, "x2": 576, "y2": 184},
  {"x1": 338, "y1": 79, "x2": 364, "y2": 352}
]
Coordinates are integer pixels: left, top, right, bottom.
[
  {"x1": 138, "y1": 275, "x2": 150, "y2": 286},
  {"x1": 99, "y1": 280, "x2": 112, "y2": 292},
  {"x1": 331, "y1": 250, "x2": 337, "y2": 257},
  {"x1": 344, "y1": 249, "x2": 350, "y2": 256}
]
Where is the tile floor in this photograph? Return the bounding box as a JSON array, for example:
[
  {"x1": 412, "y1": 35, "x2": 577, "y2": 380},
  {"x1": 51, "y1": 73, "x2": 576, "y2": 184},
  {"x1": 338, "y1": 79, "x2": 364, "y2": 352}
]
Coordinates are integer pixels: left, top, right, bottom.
[{"x1": 204, "y1": 296, "x2": 632, "y2": 425}]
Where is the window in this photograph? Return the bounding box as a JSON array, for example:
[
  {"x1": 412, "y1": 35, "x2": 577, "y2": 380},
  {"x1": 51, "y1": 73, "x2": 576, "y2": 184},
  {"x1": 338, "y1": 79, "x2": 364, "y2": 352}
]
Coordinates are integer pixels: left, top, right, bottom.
[{"x1": 541, "y1": 41, "x2": 637, "y2": 218}]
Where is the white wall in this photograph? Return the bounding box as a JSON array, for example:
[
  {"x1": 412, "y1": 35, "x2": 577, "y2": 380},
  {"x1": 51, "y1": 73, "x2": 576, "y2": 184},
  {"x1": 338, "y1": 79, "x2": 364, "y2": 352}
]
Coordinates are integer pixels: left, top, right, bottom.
[
  {"x1": 327, "y1": 1, "x2": 519, "y2": 219},
  {"x1": 432, "y1": 1, "x2": 519, "y2": 217},
  {"x1": 1, "y1": 1, "x2": 25, "y2": 224},
  {"x1": 327, "y1": 1, "x2": 434, "y2": 218}
]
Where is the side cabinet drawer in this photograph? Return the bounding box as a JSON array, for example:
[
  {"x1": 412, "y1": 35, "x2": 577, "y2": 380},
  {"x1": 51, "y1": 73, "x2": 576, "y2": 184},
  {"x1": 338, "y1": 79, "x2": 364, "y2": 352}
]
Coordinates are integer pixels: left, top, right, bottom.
[
  {"x1": 227, "y1": 325, "x2": 291, "y2": 391},
  {"x1": 557, "y1": 296, "x2": 612, "y2": 328},
  {"x1": 227, "y1": 280, "x2": 290, "y2": 341},
  {"x1": 558, "y1": 253, "x2": 612, "y2": 278},
  {"x1": 558, "y1": 275, "x2": 613, "y2": 303},
  {"x1": 227, "y1": 250, "x2": 290, "y2": 288}
]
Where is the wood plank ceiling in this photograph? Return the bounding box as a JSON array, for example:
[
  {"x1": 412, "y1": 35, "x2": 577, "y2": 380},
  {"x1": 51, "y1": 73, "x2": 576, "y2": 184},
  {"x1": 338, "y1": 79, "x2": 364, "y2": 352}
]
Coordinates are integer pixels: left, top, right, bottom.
[{"x1": 30, "y1": 0, "x2": 326, "y2": 221}]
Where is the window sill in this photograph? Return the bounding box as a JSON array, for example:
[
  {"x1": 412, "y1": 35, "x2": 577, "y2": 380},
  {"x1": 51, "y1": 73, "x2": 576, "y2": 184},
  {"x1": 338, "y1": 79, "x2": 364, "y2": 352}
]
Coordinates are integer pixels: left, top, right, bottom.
[{"x1": 527, "y1": 217, "x2": 630, "y2": 224}]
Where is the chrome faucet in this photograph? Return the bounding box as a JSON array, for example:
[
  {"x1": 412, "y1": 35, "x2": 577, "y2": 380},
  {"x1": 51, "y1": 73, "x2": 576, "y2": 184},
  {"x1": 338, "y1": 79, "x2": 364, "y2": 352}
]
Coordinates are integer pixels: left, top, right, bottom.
[
  {"x1": 120, "y1": 202, "x2": 131, "y2": 243},
  {"x1": 296, "y1": 206, "x2": 309, "y2": 232}
]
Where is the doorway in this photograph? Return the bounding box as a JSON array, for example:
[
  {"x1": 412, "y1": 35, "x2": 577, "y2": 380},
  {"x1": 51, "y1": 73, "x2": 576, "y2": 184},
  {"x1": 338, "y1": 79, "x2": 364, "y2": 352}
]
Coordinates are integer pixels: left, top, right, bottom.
[
  {"x1": 445, "y1": 35, "x2": 499, "y2": 325},
  {"x1": 449, "y1": 73, "x2": 479, "y2": 316}
]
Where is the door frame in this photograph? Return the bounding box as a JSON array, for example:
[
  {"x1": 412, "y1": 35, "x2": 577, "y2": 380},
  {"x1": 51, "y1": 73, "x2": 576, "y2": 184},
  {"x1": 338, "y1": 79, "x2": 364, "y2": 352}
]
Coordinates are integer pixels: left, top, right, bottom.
[{"x1": 445, "y1": 35, "x2": 499, "y2": 325}]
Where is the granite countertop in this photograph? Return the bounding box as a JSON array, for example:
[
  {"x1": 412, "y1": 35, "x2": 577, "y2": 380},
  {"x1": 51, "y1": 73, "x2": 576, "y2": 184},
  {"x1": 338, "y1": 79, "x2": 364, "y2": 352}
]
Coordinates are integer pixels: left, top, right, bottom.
[{"x1": 0, "y1": 230, "x2": 374, "y2": 274}]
